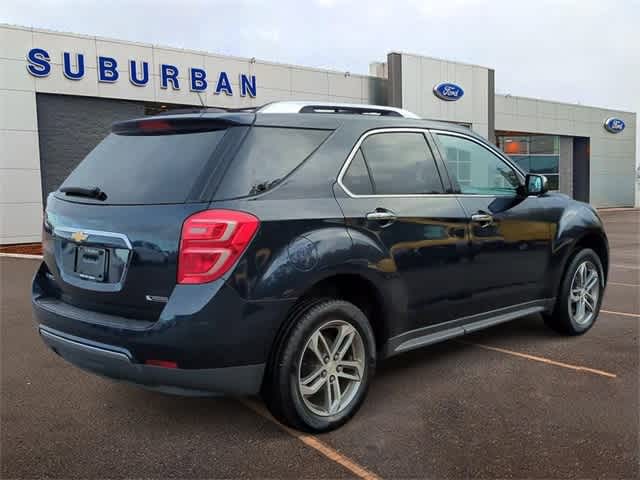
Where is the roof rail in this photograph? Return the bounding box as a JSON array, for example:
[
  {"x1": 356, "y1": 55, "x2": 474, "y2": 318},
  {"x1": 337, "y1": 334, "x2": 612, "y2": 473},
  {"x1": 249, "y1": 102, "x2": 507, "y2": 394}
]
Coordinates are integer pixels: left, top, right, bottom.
[{"x1": 257, "y1": 101, "x2": 420, "y2": 119}]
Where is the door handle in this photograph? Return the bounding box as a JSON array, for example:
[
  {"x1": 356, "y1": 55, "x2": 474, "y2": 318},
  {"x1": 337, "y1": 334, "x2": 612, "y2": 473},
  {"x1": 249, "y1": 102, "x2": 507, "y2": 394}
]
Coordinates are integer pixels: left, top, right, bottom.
[
  {"x1": 366, "y1": 209, "x2": 397, "y2": 223},
  {"x1": 471, "y1": 213, "x2": 494, "y2": 226}
]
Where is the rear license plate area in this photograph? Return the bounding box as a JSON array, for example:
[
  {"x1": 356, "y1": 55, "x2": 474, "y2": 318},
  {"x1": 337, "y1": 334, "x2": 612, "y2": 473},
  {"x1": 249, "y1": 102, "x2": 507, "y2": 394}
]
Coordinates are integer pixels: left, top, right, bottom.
[{"x1": 75, "y1": 246, "x2": 108, "y2": 281}]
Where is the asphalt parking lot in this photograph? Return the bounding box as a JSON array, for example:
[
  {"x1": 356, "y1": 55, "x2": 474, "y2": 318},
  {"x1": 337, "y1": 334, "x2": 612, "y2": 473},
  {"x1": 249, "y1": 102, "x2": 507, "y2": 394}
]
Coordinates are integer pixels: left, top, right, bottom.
[{"x1": 1, "y1": 209, "x2": 638, "y2": 479}]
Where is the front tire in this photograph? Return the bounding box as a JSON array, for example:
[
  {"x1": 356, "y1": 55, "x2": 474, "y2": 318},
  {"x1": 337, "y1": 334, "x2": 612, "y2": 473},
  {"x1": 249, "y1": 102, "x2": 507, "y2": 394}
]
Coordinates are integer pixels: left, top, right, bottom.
[
  {"x1": 263, "y1": 299, "x2": 376, "y2": 432},
  {"x1": 544, "y1": 248, "x2": 605, "y2": 335}
]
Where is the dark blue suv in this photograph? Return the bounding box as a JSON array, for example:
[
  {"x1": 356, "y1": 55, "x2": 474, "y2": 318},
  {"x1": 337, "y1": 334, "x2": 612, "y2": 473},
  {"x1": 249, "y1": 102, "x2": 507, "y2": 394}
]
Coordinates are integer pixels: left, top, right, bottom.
[{"x1": 32, "y1": 102, "x2": 608, "y2": 431}]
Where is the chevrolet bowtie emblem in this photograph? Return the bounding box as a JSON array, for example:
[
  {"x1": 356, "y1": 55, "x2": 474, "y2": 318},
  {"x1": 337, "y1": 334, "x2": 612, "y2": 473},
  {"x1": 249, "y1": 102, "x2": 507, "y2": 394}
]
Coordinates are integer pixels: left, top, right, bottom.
[{"x1": 71, "y1": 231, "x2": 88, "y2": 243}]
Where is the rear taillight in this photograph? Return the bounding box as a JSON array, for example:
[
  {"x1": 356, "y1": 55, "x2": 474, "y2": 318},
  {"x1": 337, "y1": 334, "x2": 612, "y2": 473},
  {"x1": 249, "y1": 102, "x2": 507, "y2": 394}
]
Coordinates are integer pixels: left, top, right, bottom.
[{"x1": 177, "y1": 209, "x2": 260, "y2": 284}]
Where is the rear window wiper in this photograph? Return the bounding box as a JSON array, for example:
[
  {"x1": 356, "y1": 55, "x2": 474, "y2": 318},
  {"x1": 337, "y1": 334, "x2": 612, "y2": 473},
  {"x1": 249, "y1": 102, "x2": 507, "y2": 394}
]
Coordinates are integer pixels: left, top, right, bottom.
[{"x1": 59, "y1": 186, "x2": 107, "y2": 201}]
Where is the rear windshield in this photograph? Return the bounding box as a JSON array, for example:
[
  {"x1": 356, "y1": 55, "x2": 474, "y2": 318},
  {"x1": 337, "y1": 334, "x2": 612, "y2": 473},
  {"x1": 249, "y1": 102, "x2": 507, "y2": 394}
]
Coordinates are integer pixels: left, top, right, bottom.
[
  {"x1": 58, "y1": 130, "x2": 226, "y2": 204},
  {"x1": 215, "y1": 127, "x2": 331, "y2": 198}
]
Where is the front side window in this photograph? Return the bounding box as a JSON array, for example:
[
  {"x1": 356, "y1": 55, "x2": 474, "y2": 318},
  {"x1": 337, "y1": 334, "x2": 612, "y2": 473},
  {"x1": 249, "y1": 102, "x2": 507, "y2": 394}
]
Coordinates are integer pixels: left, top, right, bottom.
[
  {"x1": 353, "y1": 132, "x2": 444, "y2": 195},
  {"x1": 436, "y1": 134, "x2": 521, "y2": 196}
]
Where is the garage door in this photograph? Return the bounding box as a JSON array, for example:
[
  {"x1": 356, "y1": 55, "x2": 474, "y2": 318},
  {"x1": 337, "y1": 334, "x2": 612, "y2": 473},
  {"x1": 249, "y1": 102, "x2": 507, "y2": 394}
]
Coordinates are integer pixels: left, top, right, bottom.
[{"x1": 36, "y1": 93, "x2": 144, "y2": 204}]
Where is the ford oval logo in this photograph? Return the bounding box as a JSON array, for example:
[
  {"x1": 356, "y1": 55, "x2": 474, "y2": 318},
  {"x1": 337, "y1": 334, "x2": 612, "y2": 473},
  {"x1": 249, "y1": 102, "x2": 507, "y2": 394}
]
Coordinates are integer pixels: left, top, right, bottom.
[
  {"x1": 433, "y1": 82, "x2": 464, "y2": 101},
  {"x1": 604, "y1": 117, "x2": 625, "y2": 134}
]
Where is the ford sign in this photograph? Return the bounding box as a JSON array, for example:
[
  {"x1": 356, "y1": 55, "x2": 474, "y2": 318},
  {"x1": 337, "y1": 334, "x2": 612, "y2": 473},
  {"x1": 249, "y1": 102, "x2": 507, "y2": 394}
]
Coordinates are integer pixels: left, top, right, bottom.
[
  {"x1": 433, "y1": 82, "x2": 464, "y2": 101},
  {"x1": 604, "y1": 117, "x2": 625, "y2": 134}
]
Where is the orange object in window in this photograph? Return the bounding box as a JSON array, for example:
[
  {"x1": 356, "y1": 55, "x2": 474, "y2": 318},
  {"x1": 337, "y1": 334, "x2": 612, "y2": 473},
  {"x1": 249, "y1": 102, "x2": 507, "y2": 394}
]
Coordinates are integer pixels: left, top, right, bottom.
[{"x1": 503, "y1": 140, "x2": 523, "y2": 154}]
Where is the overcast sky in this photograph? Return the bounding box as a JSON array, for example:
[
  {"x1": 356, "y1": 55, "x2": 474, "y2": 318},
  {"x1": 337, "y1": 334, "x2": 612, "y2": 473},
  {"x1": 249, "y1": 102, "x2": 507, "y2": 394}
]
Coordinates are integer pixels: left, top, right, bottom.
[{"x1": 2, "y1": 0, "x2": 638, "y2": 165}]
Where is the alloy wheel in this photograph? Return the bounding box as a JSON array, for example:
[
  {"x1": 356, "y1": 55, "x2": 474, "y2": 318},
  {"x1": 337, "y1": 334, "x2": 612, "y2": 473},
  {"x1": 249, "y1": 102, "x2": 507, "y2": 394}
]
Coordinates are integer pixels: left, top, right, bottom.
[
  {"x1": 297, "y1": 320, "x2": 365, "y2": 417},
  {"x1": 568, "y1": 260, "x2": 600, "y2": 326}
]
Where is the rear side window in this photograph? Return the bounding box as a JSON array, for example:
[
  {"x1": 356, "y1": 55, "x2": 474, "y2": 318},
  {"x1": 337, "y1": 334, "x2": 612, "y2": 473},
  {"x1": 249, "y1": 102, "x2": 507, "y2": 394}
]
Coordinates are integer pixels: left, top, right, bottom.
[
  {"x1": 59, "y1": 130, "x2": 226, "y2": 204},
  {"x1": 359, "y1": 132, "x2": 444, "y2": 195},
  {"x1": 342, "y1": 150, "x2": 374, "y2": 195},
  {"x1": 215, "y1": 127, "x2": 331, "y2": 198}
]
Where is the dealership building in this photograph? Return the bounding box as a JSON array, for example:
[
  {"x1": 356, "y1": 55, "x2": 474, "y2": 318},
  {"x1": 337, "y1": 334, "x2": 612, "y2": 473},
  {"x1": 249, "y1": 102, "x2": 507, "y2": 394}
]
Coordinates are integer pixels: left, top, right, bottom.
[{"x1": 1, "y1": 23, "x2": 637, "y2": 244}]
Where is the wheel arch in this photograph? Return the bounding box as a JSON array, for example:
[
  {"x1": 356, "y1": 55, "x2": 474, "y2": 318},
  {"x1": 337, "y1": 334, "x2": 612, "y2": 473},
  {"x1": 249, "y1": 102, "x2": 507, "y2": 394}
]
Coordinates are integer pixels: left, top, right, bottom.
[
  {"x1": 294, "y1": 273, "x2": 390, "y2": 349},
  {"x1": 550, "y1": 203, "x2": 609, "y2": 293},
  {"x1": 572, "y1": 232, "x2": 609, "y2": 283},
  {"x1": 264, "y1": 271, "x2": 393, "y2": 379},
  {"x1": 551, "y1": 230, "x2": 609, "y2": 301}
]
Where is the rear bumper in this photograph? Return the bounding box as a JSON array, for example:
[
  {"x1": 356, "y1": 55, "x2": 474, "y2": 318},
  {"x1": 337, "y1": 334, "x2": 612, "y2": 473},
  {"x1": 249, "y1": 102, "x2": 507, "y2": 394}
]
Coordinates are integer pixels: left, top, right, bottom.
[
  {"x1": 32, "y1": 261, "x2": 296, "y2": 395},
  {"x1": 39, "y1": 325, "x2": 265, "y2": 395}
]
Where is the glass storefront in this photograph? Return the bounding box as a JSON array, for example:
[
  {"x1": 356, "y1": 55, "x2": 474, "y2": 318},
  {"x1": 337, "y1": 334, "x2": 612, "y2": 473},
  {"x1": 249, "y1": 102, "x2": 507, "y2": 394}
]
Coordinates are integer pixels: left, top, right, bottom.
[{"x1": 497, "y1": 135, "x2": 560, "y2": 190}]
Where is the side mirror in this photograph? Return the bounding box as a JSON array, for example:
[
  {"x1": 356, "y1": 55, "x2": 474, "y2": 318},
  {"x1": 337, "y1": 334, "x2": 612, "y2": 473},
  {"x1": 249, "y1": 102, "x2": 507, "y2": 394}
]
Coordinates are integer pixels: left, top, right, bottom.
[{"x1": 525, "y1": 174, "x2": 548, "y2": 196}]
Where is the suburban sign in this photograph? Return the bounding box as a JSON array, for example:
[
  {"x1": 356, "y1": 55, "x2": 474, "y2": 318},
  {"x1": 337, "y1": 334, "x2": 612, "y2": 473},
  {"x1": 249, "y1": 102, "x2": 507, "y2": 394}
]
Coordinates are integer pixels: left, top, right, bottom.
[
  {"x1": 26, "y1": 47, "x2": 257, "y2": 97},
  {"x1": 433, "y1": 82, "x2": 464, "y2": 101},
  {"x1": 603, "y1": 117, "x2": 625, "y2": 134}
]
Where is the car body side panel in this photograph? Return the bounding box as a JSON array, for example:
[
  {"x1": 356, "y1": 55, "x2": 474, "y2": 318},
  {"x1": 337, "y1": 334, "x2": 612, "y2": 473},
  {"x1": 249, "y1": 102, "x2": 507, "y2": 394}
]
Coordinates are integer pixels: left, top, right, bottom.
[
  {"x1": 215, "y1": 121, "x2": 382, "y2": 301},
  {"x1": 455, "y1": 194, "x2": 555, "y2": 313},
  {"x1": 333, "y1": 185, "x2": 472, "y2": 337},
  {"x1": 213, "y1": 197, "x2": 352, "y2": 300},
  {"x1": 454, "y1": 192, "x2": 607, "y2": 306},
  {"x1": 210, "y1": 124, "x2": 408, "y2": 345}
]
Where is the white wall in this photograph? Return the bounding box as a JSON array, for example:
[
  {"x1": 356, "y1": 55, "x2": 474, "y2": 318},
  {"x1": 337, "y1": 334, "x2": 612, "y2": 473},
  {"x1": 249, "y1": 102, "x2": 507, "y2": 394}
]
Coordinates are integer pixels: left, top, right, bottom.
[
  {"x1": 1, "y1": 25, "x2": 43, "y2": 243},
  {"x1": 495, "y1": 95, "x2": 637, "y2": 207},
  {"x1": 389, "y1": 52, "x2": 637, "y2": 208},
  {"x1": 0, "y1": 24, "x2": 387, "y2": 244},
  {"x1": 1, "y1": 24, "x2": 637, "y2": 245},
  {"x1": 397, "y1": 53, "x2": 490, "y2": 138}
]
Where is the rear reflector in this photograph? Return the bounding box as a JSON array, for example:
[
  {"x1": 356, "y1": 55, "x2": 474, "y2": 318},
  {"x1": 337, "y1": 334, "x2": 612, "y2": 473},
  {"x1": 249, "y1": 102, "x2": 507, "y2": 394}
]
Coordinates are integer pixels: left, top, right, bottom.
[
  {"x1": 177, "y1": 209, "x2": 260, "y2": 284},
  {"x1": 145, "y1": 359, "x2": 178, "y2": 368}
]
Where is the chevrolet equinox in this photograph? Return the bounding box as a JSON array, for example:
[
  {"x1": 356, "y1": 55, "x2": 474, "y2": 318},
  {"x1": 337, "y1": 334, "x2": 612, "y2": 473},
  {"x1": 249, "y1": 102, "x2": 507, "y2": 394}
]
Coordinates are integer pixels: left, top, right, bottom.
[{"x1": 32, "y1": 101, "x2": 609, "y2": 432}]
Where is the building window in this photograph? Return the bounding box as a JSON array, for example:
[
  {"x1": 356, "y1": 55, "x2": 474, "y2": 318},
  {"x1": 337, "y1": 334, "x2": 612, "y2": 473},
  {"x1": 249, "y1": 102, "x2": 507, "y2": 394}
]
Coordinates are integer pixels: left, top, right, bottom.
[
  {"x1": 497, "y1": 135, "x2": 560, "y2": 190},
  {"x1": 444, "y1": 145, "x2": 472, "y2": 188}
]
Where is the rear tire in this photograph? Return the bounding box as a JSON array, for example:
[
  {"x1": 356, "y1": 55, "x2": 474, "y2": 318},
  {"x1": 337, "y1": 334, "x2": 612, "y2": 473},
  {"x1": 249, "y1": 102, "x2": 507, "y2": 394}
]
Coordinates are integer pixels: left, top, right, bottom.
[
  {"x1": 263, "y1": 299, "x2": 376, "y2": 432},
  {"x1": 544, "y1": 248, "x2": 604, "y2": 335}
]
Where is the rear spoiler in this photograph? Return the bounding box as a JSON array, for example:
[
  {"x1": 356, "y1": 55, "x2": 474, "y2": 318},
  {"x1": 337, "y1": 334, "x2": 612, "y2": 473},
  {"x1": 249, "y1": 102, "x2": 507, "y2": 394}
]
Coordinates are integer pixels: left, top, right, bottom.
[{"x1": 112, "y1": 113, "x2": 255, "y2": 135}]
